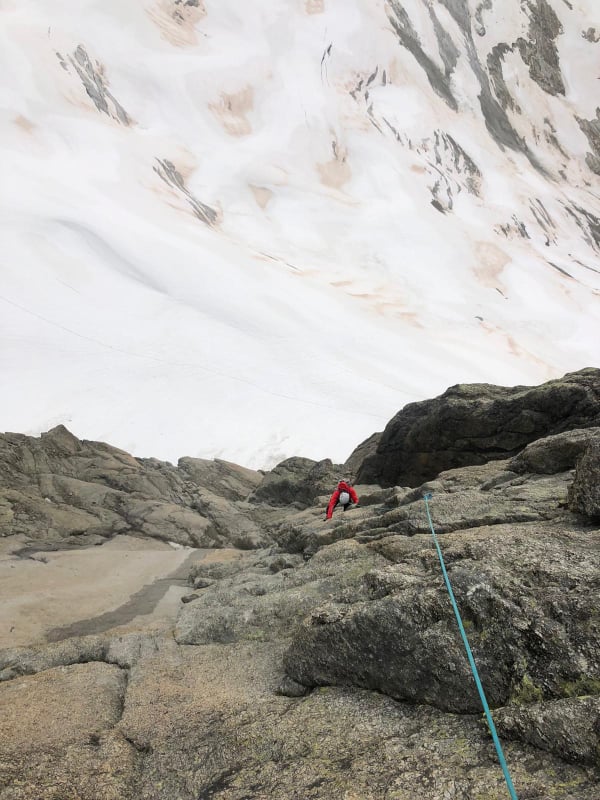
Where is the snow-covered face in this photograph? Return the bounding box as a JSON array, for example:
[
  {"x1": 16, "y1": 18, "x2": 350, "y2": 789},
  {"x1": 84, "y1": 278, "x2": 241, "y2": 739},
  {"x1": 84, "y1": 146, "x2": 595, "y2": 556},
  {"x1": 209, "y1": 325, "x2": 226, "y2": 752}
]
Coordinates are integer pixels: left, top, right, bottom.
[{"x1": 2, "y1": 0, "x2": 599, "y2": 470}]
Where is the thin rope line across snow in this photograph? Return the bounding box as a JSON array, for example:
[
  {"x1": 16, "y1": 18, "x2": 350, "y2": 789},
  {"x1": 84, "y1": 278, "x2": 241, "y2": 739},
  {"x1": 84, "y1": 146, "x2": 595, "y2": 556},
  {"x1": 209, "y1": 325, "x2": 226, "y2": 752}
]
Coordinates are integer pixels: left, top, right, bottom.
[{"x1": 0, "y1": 293, "x2": 388, "y2": 422}]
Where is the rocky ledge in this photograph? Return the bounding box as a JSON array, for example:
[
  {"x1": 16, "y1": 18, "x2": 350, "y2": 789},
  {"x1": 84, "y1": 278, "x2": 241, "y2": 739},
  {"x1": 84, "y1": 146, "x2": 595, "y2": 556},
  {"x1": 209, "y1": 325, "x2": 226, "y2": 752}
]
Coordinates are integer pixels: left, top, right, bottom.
[{"x1": 0, "y1": 369, "x2": 599, "y2": 799}]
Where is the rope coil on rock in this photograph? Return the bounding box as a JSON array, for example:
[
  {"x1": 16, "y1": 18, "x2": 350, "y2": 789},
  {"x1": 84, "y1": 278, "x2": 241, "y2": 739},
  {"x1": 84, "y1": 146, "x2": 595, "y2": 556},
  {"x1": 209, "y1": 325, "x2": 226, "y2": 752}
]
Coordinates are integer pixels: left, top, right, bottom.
[{"x1": 423, "y1": 492, "x2": 519, "y2": 800}]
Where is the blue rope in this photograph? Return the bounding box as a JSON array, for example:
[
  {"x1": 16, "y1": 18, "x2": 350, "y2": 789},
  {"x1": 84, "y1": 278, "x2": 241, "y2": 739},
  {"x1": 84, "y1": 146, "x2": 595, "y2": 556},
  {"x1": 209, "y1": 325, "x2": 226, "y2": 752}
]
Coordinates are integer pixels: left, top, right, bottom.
[{"x1": 423, "y1": 493, "x2": 519, "y2": 800}]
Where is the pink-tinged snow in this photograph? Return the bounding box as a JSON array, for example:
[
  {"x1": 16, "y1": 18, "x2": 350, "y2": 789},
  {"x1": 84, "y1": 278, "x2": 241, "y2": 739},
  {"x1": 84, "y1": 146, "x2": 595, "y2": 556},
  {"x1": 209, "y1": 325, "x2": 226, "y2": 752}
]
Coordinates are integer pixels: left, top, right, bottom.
[{"x1": 1, "y1": 0, "x2": 599, "y2": 468}]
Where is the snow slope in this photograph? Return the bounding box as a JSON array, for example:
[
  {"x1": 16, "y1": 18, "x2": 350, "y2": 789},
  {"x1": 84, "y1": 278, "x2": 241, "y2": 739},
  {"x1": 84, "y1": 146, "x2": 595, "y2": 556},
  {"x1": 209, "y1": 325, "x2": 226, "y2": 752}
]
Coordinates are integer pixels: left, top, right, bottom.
[{"x1": 1, "y1": 0, "x2": 599, "y2": 468}]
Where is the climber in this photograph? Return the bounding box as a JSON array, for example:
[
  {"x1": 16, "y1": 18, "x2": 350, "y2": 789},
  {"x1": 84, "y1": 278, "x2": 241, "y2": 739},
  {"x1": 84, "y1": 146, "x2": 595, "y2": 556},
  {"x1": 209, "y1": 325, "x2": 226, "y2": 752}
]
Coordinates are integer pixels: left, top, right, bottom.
[{"x1": 325, "y1": 479, "x2": 358, "y2": 520}]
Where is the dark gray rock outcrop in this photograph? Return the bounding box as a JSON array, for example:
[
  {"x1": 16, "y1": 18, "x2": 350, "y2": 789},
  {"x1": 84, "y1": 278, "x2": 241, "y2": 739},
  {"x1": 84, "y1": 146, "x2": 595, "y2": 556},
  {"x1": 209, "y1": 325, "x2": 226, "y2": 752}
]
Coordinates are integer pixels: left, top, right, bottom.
[
  {"x1": 0, "y1": 425, "x2": 268, "y2": 549},
  {"x1": 248, "y1": 456, "x2": 342, "y2": 508},
  {"x1": 496, "y1": 697, "x2": 600, "y2": 766},
  {"x1": 342, "y1": 431, "x2": 381, "y2": 479},
  {"x1": 269, "y1": 462, "x2": 574, "y2": 556},
  {"x1": 356, "y1": 368, "x2": 600, "y2": 487},
  {"x1": 509, "y1": 427, "x2": 600, "y2": 474},
  {"x1": 568, "y1": 439, "x2": 600, "y2": 520},
  {"x1": 283, "y1": 520, "x2": 600, "y2": 715},
  {"x1": 177, "y1": 456, "x2": 261, "y2": 501}
]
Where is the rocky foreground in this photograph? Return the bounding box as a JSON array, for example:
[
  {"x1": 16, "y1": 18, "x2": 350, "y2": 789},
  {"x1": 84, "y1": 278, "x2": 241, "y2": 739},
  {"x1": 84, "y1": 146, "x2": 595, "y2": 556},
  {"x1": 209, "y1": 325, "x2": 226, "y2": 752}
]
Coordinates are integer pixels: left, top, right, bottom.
[{"x1": 1, "y1": 369, "x2": 599, "y2": 799}]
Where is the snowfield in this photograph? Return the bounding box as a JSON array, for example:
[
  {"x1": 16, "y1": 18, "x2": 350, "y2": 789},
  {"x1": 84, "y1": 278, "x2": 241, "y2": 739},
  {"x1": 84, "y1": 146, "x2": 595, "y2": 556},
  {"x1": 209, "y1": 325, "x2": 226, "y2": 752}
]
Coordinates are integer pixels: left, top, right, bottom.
[{"x1": 1, "y1": 0, "x2": 599, "y2": 468}]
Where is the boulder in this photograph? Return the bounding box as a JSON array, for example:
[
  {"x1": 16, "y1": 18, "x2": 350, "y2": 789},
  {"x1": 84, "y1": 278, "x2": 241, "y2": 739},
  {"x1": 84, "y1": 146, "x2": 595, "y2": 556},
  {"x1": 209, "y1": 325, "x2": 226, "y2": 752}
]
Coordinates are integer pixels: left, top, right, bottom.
[
  {"x1": 355, "y1": 368, "x2": 600, "y2": 487},
  {"x1": 568, "y1": 439, "x2": 600, "y2": 519},
  {"x1": 509, "y1": 427, "x2": 600, "y2": 474},
  {"x1": 283, "y1": 522, "x2": 600, "y2": 715},
  {"x1": 190, "y1": 490, "x2": 266, "y2": 549},
  {"x1": 495, "y1": 697, "x2": 600, "y2": 766},
  {"x1": 178, "y1": 457, "x2": 262, "y2": 501},
  {"x1": 248, "y1": 457, "x2": 342, "y2": 508}
]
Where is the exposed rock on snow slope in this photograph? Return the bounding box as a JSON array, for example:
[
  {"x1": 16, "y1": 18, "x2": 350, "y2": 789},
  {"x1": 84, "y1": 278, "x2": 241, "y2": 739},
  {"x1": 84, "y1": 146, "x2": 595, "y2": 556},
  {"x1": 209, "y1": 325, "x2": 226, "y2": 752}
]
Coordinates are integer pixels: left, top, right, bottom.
[{"x1": 1, "y1": 0, "x2": 599, "y2": 467}]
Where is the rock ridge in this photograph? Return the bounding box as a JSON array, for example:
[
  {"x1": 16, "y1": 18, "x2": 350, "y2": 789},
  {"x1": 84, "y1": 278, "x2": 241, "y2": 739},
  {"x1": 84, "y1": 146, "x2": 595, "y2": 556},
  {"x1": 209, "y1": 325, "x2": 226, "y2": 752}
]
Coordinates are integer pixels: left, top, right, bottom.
[{"x1": 1, "y1": 369, "x2": 599, "y2": 798}]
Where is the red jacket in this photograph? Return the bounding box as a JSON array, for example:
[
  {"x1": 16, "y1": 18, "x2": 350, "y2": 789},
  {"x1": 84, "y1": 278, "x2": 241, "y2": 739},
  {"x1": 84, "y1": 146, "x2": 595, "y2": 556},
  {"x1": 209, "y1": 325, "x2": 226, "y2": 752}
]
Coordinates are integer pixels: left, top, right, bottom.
[{"x1": 326, "y1": 482, "x2": 358, "y2": 519}]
